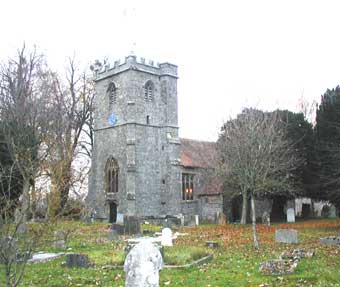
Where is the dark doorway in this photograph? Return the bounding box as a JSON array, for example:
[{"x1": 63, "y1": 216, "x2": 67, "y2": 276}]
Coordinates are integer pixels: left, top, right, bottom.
[
  {"x1": 109, "y1": 202, "x2": 117, "y2": 223},
  {"x1": 302, "y1": 204, "x2": 311, "y2": 219},
  {"x1": 231, "y1": 196, "x2": 242, "y2": 222},
  {"x1": 271, "y1": 198, "x2": 285, "y2": 222}
]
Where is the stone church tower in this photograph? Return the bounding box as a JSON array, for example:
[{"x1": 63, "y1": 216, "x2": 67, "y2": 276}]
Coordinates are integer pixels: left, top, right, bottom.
[{"x1": 88, "y1": 55, "x2": 182, "y2": 222}]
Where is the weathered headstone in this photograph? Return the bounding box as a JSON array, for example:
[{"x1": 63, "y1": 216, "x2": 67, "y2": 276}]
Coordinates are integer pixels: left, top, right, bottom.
[
  {"x1": 195, "y1": 215, "x2": 199, "y2": 226},
  {"x1": 287, "y1": 208, "x2": 295, "y2": 223},
  {"x1": 161, "y1": 228, "x2": 173, "y2": 247},
  {"x1": 124, "y1": 241, "x2": 163, "y2": 287},
  {"x1": 320, "y1": 236, "x2": 340, "y2": 245},
  {"x1": 54, "y1": 231, "x2": 67, "y2": 250},
  {"x1": 329, "y1": 205, "x2": 337, "y2": 218},
  {"x1": 259, "y1": 259, "x2": 298, "y2": 275},
  {"x1": 65, "y1": 253, "x2": 90, "y2": 268},
  {"x1": 262, "y1": 211, "x2": 270, "y2": 226},
  {"x1": 117, "y1": 213, "x2": 124, "y2": 224},
  {"x1": 275, "y1": 229, "x2": 298, "y2": 244}
]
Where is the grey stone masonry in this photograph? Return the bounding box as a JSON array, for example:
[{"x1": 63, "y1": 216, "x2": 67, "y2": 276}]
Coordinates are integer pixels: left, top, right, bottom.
[
  {"x1": 88, "y1": 55, "x2": 182, "y2": 221},
  {"x1": 275, "y1": 229, "x2": 299, "y2": 244}
]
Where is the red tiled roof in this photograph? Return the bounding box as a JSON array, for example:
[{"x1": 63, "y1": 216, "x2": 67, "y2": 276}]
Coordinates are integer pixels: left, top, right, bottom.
[{"x1": 180, "y1": 138, "x2": 218, "y2": 168}]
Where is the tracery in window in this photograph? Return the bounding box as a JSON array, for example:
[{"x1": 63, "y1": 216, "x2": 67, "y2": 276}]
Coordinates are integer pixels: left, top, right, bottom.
[
  {"x1": 107, "y1": 82, "x2": 117, "y2": 107},
  {"x1": 105, "y1": 157, "x2": 119, "y2": 194},
  {"x1": 144, "y1": 80, "x2": 154, "y2": 102},
  {"x1": 182, "y1": 173, "x2": 194, "y2": 201}
]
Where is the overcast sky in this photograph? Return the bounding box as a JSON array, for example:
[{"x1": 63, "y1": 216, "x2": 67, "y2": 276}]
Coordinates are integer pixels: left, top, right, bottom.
[{"x1": 1, "y1": 0, "x2": 340, "y2": 141}]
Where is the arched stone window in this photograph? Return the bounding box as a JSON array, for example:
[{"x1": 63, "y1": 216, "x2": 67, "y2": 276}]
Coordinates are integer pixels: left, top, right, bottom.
[
  {"x1": 107, "y1": 82, "x2": 117, "y2": 108},
  {"x1": 105, "y1": 157, "x2": 119, "y2": 194},
  {"x1": 144, "y1": 80, "x2": 154, "y2": 102}
]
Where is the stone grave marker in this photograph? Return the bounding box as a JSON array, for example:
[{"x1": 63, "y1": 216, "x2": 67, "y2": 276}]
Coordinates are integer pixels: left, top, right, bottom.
[
  {"x1": 329, "y1": 205, "x2": 337, "y2": 218},
  {"x1": 262, "y1": 211, "x2": 270, "y2": 226},
  {"x1": 195, "y1": 215, "x2": 199, "y2": 226},
  {"x1": 161, "y1": 228, "x2": 173, "y2": 247},
  {"x1": 124, "y1": 241, "x2": 163, "y2": 287},
  {"x1": 275, "y1": 229, "x2": 298, "y2": 244},
  {"x1": 287, "y1": 208, "x2": 295, "y2": 223},
  {"x1": 64, "y1": 253, "x2": 90, "y2": 268},
  {"x1": 116, "y1": 213, "x2": 124, "y2": 224},
  {"x1": 54, "y1": 231, "x2": 67, "y2": 250},
  {"x1": 320, "y1": 236, "x2": 340, "y2": 245}
]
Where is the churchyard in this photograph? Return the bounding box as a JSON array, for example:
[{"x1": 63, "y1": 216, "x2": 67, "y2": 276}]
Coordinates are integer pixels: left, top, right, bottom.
[{"x1": 0, "y1": 219, "x2": 339, "y2": 287}]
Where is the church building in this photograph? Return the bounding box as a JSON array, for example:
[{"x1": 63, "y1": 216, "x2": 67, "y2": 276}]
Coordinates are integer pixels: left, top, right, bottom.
[{"x1": 87, "y1": 55, "x2": 223, "y2": 223}]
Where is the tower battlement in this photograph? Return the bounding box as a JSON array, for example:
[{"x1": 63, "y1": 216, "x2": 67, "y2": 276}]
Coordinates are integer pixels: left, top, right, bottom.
[{"x1": 94, "y1": 55, "x2": 178, "y2": 81}]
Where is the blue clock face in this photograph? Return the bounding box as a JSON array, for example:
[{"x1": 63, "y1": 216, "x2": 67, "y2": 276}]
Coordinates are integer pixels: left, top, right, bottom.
[{"x1": 108, "y1": 113, "x2": 117, "y2": 126}]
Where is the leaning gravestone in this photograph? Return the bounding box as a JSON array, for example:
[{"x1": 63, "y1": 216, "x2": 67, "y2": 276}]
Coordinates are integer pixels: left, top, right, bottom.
[
  {"x1": 124, "y1": 241, "x2": 163, "y2": 287},
  {"x1": 161, "y1": 228, "x2": 173, "y2": 247},
  {"x1": 275, "y1": 229, "x2": 299, "y2": 244},
  {"x1": 287, "y1": 208, "x2": 295, "y2": 223}
]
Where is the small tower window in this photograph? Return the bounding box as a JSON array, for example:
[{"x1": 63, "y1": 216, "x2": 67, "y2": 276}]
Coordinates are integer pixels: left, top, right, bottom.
[
  {"x1": 107, "y1": 82, "x2": 117, "y2": 108},
  {"x1": 144, "y1": 80, "x2": 154, "y2": 102},
  {"x1": 146, "y1": 115, "x2": 150, "y2": 125}
]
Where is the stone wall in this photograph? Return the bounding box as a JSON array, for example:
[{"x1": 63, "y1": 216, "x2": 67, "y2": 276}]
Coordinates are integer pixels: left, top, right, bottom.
[{"x1": 87, "y1": 56, "x2": 182, "y2": 220}]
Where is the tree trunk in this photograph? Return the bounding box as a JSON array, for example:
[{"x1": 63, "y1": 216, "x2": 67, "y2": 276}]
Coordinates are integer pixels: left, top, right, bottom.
[
  {"x1": 240, "y1": 190, "x2": 248, "y2": 224},
  {"x1": 22, "y1": 178, "x2": 30, "y2": 222},
  {"x1": 251, "y1": 194, "x2": 259, "y2": 249}
]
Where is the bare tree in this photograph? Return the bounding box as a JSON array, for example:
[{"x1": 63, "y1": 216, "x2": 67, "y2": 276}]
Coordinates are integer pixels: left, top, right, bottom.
[
  {"x1": 45, "y1": 57, "x2": 94, "y2": 215},
  {"x1": 217, "y1": 108, "x2": 298, "y2": 248},
  {"x1": 0, "y1": 45, "x2": 52, "y2": 220}
]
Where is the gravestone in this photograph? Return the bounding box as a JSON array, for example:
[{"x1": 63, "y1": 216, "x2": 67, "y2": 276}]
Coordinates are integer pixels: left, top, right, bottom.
[
  {"x1": 280, "y1": 248, "x2": 314, "y2": 260},
  {"x1": 161, "y1": 228, "x2": 172, "y2": 247},
  {"x1": 112, "y1": 215, "x2": 141, "y2": 235},
  {"x1": 329, "y1": 205, "x2": 337, "y2": 218},
  {"x1": 320, "y1": 236, "x2": 340, "y2": 245},
  {"x1": 65, "y1": 253, "x2": 90, "y2": 268},
  {"x1": 195, "y1": 215, "x2": 199, "y2": 226},
  {"x1": 287, "y1": 208, "x2": 295, "y2": 223},
  {"x1": 124, "y1": 241, "x2": 163, "y2": 287},
  {"x1": 124, "y1": 216, "x2": 141, "y2": 235},
  {"x1": 275, "y1": 229, "x2": 298, "y2": 244},
  {"x1": 116, "y1": 213, "x2": 124, "y2": 224},
  {"x1": 262, "y1": 211, "x2": 270, "y2": 226},
  {"x1": 54, "y1": 231, "x2": 67, "y2": 250}
]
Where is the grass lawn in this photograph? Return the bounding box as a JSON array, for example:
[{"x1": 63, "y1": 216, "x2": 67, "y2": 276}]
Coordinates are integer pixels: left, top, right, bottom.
[{"x1": 0, "y1": 219, "x2": 339, "y2": 286}]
